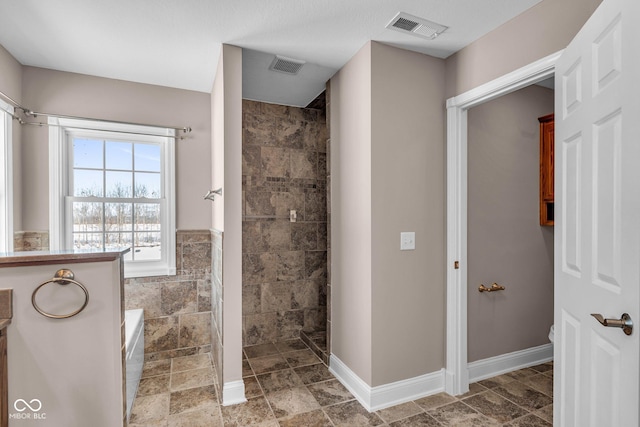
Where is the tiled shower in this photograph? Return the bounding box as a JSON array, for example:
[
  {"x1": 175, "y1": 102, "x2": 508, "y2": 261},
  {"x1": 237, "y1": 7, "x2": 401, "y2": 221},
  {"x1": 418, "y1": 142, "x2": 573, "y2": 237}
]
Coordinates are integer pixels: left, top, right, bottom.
[{"x1": 241, "y1": 99, "x2": 329, "y2": 351}]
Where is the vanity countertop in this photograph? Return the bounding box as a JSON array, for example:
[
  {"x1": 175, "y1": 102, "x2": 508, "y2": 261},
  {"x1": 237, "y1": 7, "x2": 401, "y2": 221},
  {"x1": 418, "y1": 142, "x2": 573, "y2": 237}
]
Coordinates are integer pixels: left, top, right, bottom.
[{"x1": 0, "y1": 249, "x2": 130, "y2": 268}]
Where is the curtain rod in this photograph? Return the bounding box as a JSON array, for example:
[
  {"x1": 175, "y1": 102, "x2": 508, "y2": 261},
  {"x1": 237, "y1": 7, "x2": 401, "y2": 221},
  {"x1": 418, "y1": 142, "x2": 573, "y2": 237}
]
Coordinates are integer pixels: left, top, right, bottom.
[
  {"x1": 0, "y1": 89, "x2": 192, "y2": 139},
  {"x1": 0, "y1": 89, "x2": 21, "y2": 110},
  {"x1": 20, "y1": 121, "x2": 189, "y2": 140}
]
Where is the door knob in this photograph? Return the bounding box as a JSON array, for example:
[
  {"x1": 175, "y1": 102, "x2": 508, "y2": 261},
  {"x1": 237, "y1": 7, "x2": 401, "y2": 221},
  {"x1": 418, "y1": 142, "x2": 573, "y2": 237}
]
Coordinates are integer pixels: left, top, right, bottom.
[
  {"x1": 590, "y1": 313, "x2": 633, "y2": 336},
  {"x1": 478, "y1": 283, "x2": 505, "y2": 293}
]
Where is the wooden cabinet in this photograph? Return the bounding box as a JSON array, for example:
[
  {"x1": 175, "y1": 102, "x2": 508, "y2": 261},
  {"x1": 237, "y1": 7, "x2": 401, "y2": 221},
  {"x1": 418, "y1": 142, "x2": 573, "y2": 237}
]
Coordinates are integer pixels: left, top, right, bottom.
[{"x1": 539, "y1": 113, "x2": 554, "y2": 226}]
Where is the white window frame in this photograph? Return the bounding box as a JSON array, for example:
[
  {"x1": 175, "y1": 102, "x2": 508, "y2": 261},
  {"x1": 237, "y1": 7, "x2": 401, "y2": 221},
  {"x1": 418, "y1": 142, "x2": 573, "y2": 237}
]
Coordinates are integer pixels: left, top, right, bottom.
[
  {"x1": 49, "y1": 117, "x2": 176, "y2": 277},
  {"x1": 0, "y1": 99, "x2": 13, "y2": 253}
]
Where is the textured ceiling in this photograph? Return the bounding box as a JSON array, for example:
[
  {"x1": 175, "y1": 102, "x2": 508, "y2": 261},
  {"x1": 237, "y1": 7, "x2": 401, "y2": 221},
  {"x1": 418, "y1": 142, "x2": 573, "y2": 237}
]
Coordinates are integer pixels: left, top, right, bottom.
[{"x1": 0, "y1": 0, "x2": 542, "y2": 106}]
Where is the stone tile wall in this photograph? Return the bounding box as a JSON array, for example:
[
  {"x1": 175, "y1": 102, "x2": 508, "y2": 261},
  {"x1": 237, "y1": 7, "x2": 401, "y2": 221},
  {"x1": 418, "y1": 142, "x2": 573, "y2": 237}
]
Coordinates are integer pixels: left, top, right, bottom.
[
  {"x1": 125, "y1": 230, "x2": 212, "y2": 361},
  {"x1": 242, "y1": 100, "x2": 328, "y2": 346},
  {"x1": 211, "y1": 229, "x2": 223, "y2": 388},
  {"x1": 13, "y1": 231, "x2": 49, "y2": 251},
  {"x1": 325, "y1": 83, "x2": 332, "y2": 358}
]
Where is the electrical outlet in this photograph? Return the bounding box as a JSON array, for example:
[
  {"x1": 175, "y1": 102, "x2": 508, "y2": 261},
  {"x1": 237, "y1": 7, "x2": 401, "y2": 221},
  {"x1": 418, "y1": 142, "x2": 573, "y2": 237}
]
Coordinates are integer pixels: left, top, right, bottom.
[
  {"x1": 290, "y1": 210, "x2": 297, "y2": 223},
  {"x1": 400, "y1": 232, "x2": 415, "y2": 250}
]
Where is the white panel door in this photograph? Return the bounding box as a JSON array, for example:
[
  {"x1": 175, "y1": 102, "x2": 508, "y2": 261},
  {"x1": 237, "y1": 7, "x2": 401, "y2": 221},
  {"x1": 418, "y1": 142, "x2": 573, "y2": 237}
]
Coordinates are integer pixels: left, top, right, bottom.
[{"x1": 555, "y1": 0, "x2": 640, "y2": 426}]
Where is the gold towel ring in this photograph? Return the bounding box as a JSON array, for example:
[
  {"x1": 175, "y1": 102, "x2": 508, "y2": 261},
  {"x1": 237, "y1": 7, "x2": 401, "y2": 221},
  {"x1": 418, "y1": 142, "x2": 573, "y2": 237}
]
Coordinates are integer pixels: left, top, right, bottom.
[{"x1": 31, "y1": 269, "x2": 89, "y2": 319}]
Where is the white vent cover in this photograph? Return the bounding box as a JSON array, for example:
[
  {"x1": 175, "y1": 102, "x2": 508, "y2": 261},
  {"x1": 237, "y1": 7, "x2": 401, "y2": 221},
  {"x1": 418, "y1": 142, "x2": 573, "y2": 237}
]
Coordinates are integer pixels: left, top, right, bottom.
[
  {"x1": 386, "y1": 12, "x2": 448, "y2": 40},
  {"x1": 269, "y1": 55, "x2": 306, "y2": 75}
]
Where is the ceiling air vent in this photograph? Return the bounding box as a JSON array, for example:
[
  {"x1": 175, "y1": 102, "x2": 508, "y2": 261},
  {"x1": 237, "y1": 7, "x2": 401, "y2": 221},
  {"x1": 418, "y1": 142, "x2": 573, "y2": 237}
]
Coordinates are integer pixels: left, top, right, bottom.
[
  {"x1": 269, "y1": 55, "x2": 306, "y2": 75},
  {"x1": 386, "y1": 12, "x2": 448, "y2": 40}
]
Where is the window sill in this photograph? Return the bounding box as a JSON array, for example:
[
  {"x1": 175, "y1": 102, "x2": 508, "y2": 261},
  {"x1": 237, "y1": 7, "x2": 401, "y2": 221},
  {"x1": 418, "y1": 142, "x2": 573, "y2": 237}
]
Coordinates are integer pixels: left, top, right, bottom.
[{"x1": 124, "y1": 265, "x2": 176, "y2": 279}]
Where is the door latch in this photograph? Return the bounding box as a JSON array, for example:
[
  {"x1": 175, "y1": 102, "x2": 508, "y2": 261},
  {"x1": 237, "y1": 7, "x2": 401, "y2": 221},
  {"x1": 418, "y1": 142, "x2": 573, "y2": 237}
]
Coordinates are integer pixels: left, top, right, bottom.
[{"x1": 591, "y1": 313, "x2": 633, "y2": 336}]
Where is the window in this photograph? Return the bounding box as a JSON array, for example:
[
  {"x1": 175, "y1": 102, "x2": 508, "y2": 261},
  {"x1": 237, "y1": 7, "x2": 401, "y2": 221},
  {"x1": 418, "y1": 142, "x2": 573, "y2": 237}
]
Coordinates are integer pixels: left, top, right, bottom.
[
  {"x1": 50, "y1": 118, "x2": 175, "y2": 277},
  {"x1": 0, "y1": 99, "x2": 13, "y2": 253}
]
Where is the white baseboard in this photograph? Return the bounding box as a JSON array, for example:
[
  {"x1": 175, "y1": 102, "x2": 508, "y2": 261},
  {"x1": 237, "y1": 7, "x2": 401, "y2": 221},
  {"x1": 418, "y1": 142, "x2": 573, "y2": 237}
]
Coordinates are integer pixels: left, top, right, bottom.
[
  {"x1": 468, "y1": 343, "x2": 553, "y2": 383},
  {"x1": 329, "y1": 354, "x2": 445, "y2": 412},
  {"x1": 329, "y1": 355, "x2": 373, "y2": 409},
  {"x1": 222, "y1": 380, "x2": 247, "y2": 406}
]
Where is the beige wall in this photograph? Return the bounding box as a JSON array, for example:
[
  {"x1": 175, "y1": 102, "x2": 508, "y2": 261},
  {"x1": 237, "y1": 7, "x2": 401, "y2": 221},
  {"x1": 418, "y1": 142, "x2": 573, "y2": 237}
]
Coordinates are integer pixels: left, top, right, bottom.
[
  {"x1": 441, "y1": 0, "x2": 601, "y2": 369},
  {"x1": 211, "y1": 43, "x2": 226, "y2": 391},
  {"x1": 445, "y1": 0, "x2": 603, "y2": 98},
  {"x1": 370, "y1": 42, "x2": 445, "y2": 386},
  {"x1": 467, "y1": 85, "x2": 554, "y2": 362},
  {"x1": 331, "y1": 0, "x2": 601, "y2": 388},
  {"x1": 330, "y1": 42, "x2": 373, "y2": 385},
  {"x1": 331, "y1": 42, "x2": 446, "y2": 387},
  {"x1": 20, "y1": 66, "x2": 212, "y2": 230},
  {"x1": 212, "y1": 51, "x2": 225, "y2": 231},
  {"x1": 0, "y1": 44, "x2": 23, "y2": 232},
  {"x1": 0, "y1": 0, "x2": 606, "y2": 393},
  {"x1": 0, "y1": 45, "x2": 21, "y2": 103},
  {"x1": 210, "y1": 44, "x2": 244, "y2": 391}
]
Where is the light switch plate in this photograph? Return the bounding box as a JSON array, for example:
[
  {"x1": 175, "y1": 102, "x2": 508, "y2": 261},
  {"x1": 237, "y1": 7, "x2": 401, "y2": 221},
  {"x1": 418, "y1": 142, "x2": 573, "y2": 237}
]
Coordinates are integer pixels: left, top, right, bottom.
[{"x1": 400, "y1": 232, "x2": 415, "y2": 250}]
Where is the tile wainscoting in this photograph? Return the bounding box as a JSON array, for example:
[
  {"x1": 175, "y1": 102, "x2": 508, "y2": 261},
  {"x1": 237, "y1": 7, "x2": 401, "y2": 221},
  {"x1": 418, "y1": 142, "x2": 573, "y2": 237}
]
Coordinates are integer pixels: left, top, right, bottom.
[
  {"x1": 13, "y1": 231, "x2": 49, "y2": 251},
  {"x1": 211, "y1": 229, "x2": 223, "y2": 391},
  {"x1": 125, "y1": 230, "x2": 213, "y2": 361}
]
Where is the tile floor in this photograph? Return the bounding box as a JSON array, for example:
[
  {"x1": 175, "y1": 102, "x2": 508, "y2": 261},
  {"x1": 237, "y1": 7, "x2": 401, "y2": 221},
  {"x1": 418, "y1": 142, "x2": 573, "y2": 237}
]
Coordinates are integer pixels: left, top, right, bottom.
[
  {"x1": 299, "y1": 329, "x2": 329, "y2": 365},
  {"x1": 129, "y1": 338, "x2": 553, "y2": 426}
]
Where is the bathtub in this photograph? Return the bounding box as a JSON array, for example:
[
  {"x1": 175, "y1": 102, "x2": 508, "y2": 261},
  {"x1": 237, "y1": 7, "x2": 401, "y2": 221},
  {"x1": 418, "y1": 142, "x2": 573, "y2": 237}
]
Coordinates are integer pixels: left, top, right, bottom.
[{"x1": 125, "y1": 309, "x2": 144, "y2": 422}]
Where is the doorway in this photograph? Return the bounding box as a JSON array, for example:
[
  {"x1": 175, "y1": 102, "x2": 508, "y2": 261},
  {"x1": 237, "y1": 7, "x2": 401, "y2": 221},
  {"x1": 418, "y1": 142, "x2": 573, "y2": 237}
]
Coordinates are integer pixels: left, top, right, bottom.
[
  {"x1": 466, "y1": 83, "x2": 554, "y2": 381},
  {"x1": 445, "y1": 50, "x2": 561, "y2": 396}
]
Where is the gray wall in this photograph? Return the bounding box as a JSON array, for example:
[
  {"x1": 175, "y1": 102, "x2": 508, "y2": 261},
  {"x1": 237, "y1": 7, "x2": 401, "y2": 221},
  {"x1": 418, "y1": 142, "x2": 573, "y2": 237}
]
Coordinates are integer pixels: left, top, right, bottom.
[
  {"x1": 445, "y1": 0, "x2": 602, "y2": 98},
  {"x1": 330, "y1": 41, "x2": 445, "y2": 387},
  {"x1": 0, "y1": 0, "x2": 606, "y2": 392},
  {"x1": 330, "y1": 41, "x2": 373, "y2": 385},
  {"x1": 210, "y1": 44, "x2": 244, "y2": 392},
  {"x1": 329, "y1": 0, "x2": 601, "y2": 387},
  {"x1": 0, "y1": 46, "x2": 240, "y2": 387},
  {"x1": 0, "y1": 41, "x2": 245, "y2": 396},
  {"x1": 210, "y1": 48, "x2": 226, "y2": 390},
  {"x1": 19, "y1": 66, "x2": 212, "y2": 231},
  {"x1": 0, "y1": 45, "x2": 21, "y2": 103},
  {"x1": 0, "y1": 44, "x2": 22, "y2": 233},
  {"x1": 370, "y1": 42, "x2": 445, "y2": 386},
  {"x1": 467, "y1": 85, "x2": 554, "y2": 362}
]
